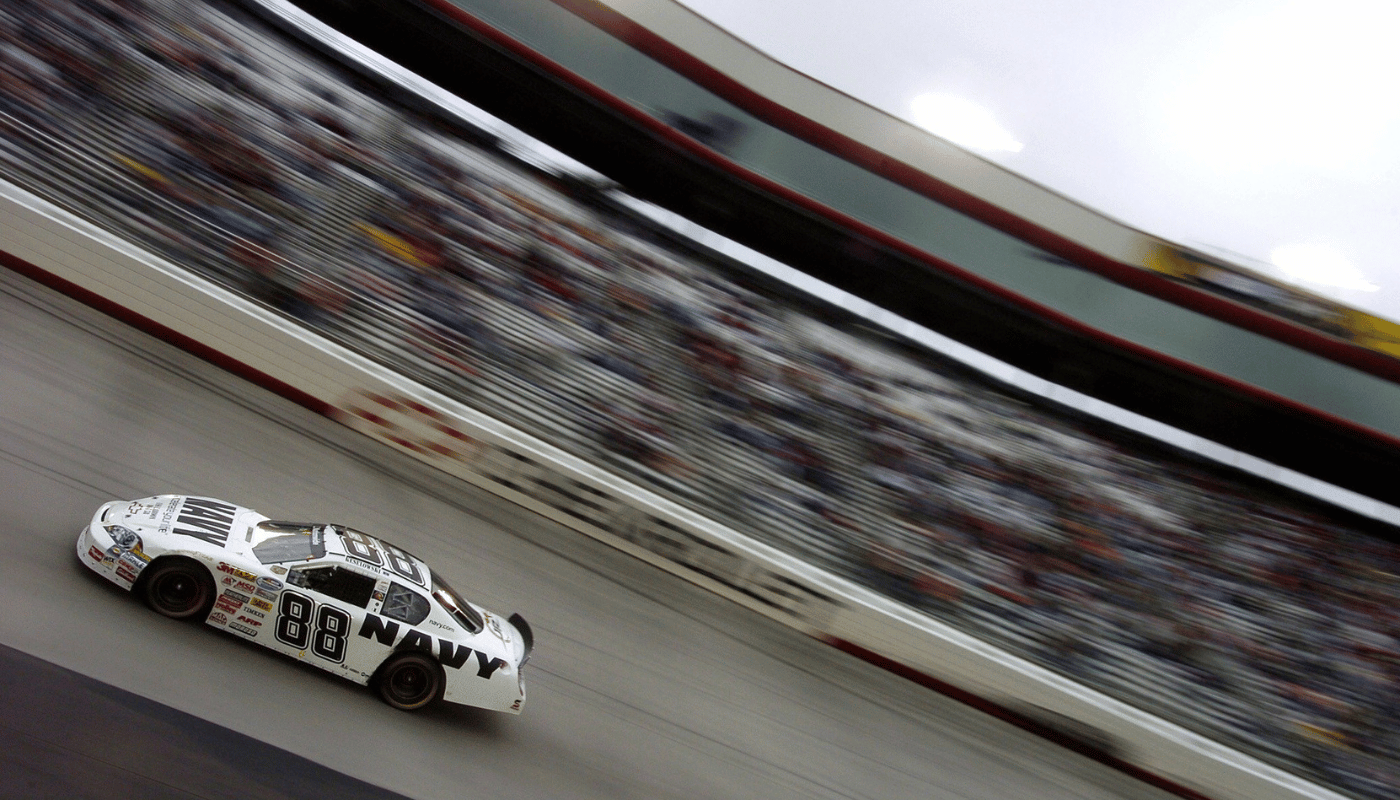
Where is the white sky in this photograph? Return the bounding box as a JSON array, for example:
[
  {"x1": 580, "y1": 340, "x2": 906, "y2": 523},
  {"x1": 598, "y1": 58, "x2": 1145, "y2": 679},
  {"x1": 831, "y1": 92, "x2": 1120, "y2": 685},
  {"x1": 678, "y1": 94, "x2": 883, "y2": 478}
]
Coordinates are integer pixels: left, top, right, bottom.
[{"x1": 677, "y1": 0, "x2": 1400, "y2": 321}]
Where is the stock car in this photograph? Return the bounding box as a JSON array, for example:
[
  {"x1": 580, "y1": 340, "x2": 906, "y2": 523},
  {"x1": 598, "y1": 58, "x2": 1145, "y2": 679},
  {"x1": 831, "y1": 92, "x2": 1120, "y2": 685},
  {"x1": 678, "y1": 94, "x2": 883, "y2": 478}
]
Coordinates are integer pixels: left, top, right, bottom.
[{"x1": 77, "y1": 495, "x2": 533, "y2": 713}]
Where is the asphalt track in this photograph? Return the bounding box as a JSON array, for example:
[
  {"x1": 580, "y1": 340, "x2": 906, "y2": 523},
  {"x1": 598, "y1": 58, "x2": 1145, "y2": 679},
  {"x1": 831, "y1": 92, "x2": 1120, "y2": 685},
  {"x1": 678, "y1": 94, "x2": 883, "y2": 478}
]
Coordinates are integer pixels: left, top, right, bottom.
[
  {"x1": 0, "y1": 266, "x2": 1179, "y2": 800},
  {"x1": 0, "y1": 643, "x2": 411, "y2": 800}
]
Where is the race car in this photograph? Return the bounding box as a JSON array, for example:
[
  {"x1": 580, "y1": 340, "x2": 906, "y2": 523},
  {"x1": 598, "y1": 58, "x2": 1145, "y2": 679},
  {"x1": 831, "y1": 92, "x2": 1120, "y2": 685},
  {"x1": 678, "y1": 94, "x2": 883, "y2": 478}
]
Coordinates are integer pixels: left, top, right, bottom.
[{"x1": 77, "y1": 495, "x2": 532, "y2": 713}]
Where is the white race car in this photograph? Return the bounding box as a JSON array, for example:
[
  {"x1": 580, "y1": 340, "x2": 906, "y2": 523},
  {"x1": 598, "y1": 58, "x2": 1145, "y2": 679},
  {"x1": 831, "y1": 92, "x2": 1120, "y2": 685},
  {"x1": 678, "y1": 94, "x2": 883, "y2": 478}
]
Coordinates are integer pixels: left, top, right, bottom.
[{"x1": 77, "y1": 495, "x2": 532, "y2": 713}]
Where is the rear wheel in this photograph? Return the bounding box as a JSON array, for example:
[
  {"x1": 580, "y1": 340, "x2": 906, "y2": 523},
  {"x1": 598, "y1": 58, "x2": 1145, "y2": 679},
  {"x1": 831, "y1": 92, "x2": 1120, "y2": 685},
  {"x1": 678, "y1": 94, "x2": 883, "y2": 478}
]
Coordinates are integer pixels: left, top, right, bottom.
[
  {"x1": 376, "y1": 652, "x2": 444, "y2": 711},
  {"x1": 142, "y1": 559, "x2": 215, "y2": 620}
]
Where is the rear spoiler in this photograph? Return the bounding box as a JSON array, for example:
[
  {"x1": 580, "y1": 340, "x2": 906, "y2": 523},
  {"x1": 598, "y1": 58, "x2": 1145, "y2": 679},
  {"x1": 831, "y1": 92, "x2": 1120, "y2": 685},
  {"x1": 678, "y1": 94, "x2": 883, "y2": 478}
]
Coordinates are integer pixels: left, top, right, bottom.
[{"x1": 508, "y1": 613, "x2": 534, "y2": 661}]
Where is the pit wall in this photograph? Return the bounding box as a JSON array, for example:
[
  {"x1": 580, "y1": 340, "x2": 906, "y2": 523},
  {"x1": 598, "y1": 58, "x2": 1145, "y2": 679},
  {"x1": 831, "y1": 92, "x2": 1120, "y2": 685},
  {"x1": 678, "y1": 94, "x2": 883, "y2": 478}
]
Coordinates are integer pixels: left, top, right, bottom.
[{"x1": 0, "y1": 178, "x2": 1344, "y2": 800}]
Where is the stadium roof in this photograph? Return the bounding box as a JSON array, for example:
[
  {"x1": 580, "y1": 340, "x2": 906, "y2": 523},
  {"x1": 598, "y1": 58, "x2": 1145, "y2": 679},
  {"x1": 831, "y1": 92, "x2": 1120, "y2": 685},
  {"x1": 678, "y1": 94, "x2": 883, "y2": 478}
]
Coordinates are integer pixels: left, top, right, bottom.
[{"x1": 679, "y1": 0, "x2": 1400, "y2": 323}]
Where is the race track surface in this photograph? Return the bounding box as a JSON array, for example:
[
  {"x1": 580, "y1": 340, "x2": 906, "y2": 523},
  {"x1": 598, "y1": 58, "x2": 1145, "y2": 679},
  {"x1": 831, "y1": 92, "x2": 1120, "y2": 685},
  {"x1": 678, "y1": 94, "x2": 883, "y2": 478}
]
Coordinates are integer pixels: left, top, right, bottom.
[
  {"x1": 0, "y1": 266, "x2": 1177, "y2": 800},
  {"x1": 0, "y1": 643, "x2": 411, "y2": 800}
]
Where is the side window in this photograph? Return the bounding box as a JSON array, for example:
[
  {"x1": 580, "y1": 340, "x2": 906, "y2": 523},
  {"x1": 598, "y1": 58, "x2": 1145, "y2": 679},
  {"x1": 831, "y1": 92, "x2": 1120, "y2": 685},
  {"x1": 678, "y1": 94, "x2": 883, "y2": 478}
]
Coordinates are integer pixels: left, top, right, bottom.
[
  {"x1": 287, "y1": 566, "x2": 377, "y2": 608},
  {"x1": 381, "y1": 581, "x2": 430, "y2": 626}
]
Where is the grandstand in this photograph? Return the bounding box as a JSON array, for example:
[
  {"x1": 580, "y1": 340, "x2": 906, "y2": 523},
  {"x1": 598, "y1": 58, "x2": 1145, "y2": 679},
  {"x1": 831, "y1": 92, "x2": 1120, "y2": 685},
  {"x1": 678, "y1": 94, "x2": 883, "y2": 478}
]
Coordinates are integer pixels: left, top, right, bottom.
[
  {"x1": 277, "y1": 0, "x2": 1400, "y2": 509},
  {"x1": 2, "y1": 0, "x2": 1399, "y2": 798}
]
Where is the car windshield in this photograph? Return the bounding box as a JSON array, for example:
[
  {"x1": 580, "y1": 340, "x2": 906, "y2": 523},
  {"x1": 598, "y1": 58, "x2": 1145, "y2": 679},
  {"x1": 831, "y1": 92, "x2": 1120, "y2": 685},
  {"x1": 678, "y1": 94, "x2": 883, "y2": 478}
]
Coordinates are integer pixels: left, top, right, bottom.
[
  {"x1": 431, "y1": 575, "x2": 484, "y2": 634},
  {"x1": 250, "y1": 521, "x2": 330, "y2": 564}
]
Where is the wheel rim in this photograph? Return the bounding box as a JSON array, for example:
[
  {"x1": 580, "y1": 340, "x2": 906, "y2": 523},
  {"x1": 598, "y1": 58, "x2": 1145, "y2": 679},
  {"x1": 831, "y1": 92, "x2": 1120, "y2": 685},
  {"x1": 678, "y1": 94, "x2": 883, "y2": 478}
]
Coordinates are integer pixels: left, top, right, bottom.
[
  {"x1": 387, "y1": 663, "x2": 433, "y2": 705},
  {"x1": 154, "y1": 571, "x2": 202, "y2": 613}
]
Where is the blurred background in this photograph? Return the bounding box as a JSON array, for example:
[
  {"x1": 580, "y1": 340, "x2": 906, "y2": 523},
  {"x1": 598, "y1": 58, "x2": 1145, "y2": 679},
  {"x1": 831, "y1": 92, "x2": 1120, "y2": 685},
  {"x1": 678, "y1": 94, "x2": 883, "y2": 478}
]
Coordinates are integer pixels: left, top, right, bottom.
[{"x1": 2, "y1": 1, "x2": 1398, "y2": 799}]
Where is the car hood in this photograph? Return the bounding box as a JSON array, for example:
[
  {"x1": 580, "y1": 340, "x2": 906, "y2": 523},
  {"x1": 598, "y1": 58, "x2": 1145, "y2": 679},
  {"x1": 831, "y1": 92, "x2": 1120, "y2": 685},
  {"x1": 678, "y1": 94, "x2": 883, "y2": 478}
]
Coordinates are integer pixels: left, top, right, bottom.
[
  {"x1": 105, "y1": 495, "x2": 184, "y2": 532},
  {"x1": 106, "y1": 495, "x2": 262, "y2": 543}
]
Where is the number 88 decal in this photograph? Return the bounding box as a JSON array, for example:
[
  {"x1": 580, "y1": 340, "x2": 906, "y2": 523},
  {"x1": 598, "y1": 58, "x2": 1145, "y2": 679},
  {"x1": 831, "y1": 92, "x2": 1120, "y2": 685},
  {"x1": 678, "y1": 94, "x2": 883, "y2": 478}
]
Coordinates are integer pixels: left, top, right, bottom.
[
  {"x1": 314, "y1": 605, "x2": 351, "y2": 662},
  {"x1": 340, "y1": 529, "x2": 423, "y2": 586},
  {"x1": 276, "y1": 591, "x2": 352, "y2": 663}
]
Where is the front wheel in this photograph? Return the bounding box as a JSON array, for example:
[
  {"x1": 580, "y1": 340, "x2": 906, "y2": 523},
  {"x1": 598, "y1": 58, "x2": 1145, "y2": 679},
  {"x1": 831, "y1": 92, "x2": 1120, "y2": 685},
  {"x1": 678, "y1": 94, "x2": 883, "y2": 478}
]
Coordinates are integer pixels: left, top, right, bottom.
[
  {"x1": 142, "y1": 559, "x2": 215, "y2": 620},
  {"x1": 375, "y1": 652, "x2": 444, "y2": 711}
]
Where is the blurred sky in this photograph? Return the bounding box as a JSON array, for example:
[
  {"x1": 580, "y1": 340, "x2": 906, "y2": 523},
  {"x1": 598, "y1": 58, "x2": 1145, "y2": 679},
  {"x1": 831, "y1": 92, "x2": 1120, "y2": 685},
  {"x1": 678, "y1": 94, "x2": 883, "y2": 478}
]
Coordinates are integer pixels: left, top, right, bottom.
[{"x1": 676, "y1": 0, "x2": 1400, "y2": 321}]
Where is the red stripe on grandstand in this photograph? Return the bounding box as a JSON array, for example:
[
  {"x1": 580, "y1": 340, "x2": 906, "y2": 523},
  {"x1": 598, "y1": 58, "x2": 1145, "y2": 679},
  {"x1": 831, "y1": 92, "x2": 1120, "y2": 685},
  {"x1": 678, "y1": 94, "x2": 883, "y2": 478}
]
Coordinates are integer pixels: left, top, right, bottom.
[
  {"x1": 354, "y1": 409, "x2": 390, "y2": 427},
  {"x1": 370, "y1": 393, "x2": 405, "y2": 411},
  {"x1": 822, "y1": 636, "x2": 1215, "y2": 800},
  {"x1": 410, "y1": 0, "x2": 1400, "y2": 455},
  {"x1": 0, "y1": 251, "x2": 334, "y2": 419},
  {"x1": 540, "y1": 0, "x2": 1400, "y2": 386},
  {"x1": 389, "y1": 436, "x2": 425, "y2": 453},
  {"x1": 406, "y1": 400, "x2": 443, "y2": 418},
  {"x1": 438, "y1": 425, "x2": 474, "y2": 441}
]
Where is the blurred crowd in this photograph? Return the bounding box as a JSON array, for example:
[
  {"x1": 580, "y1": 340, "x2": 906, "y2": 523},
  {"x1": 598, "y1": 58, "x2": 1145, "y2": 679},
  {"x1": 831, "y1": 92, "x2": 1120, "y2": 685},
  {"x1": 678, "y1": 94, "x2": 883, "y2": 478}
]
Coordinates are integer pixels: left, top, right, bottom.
[{"x1": 3, "y1": 0, "x2": 1399, "y2": 796}]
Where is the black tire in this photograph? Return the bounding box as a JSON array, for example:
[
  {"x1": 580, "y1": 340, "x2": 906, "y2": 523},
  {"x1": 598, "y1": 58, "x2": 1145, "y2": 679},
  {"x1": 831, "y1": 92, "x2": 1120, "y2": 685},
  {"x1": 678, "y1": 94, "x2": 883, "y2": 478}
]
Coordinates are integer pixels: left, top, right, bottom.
[
  {"x1": 142, "y1": 559, "x2": 215, "y2": 620},
  {"x1": 375, "y1": 652, "x2": 444, "y2": 711}
]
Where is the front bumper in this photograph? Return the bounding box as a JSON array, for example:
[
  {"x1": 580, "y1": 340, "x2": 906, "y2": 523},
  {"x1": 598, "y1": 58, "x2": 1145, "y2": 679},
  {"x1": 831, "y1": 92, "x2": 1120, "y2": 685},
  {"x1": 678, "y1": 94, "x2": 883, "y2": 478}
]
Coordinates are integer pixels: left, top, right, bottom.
[{"x1": 76, "y1": 502, "x2": 144, "y2": 588}]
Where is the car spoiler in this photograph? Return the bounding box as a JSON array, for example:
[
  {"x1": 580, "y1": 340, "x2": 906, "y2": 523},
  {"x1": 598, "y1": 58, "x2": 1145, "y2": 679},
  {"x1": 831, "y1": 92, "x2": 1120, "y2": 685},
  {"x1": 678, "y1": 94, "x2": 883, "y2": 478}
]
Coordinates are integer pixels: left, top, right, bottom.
[{"x1": 508, "y1": 613, "x2": 534, "y2": 661}]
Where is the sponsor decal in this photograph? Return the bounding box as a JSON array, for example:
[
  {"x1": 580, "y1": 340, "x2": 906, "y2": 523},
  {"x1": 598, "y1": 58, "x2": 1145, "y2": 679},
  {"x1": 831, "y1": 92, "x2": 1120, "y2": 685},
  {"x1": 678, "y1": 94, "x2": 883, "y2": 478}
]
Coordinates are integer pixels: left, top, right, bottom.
[
  {"x1": 472, "y1": 649, "x2": 508, "y2": 679},
  {"x1": 208, "y1": 612, "x2": 229, "y2": 625},
  {"x1": 229, "y1": 622, "x2": 257, "y2": 637},
  {"x1": 217, "y1": 562, "x2": 258, "y2": 582},
  {"x1": 214, "y1": 599, "x2": 241, "y2": 615},
  {"x1": 87, "y1": 546, "x2": 105, "y2": 562},
  {"x1": 256, "y1": 576, "x2": 282, "y2": 591},
  {"x1": 254, "y1": 588, "x2": 278, "y2": 602},
  {"x1": 104, "y1": 543, "x2": 130, "y2": 566},
  {"x1": 400, "y1": 629, "x2": 433, "y2": 653},
  {"x1": 356, "y1": 614, "x2": 506, "y2": 678},
  {"x1": 221, "y1": 589, "x2": 249, "y2": 604},
  {"x1": 171, "y1": 498, "x2": 238, "y2": 547},
  {"x1": 270, "y1": 566, "x2": 288, "y2": 575},
  {"x1": 372, "y1": 590, "x2": 385, "y2": 602},
  {"x1": 116, "y1": 551, "x2": 149, "y2": 579},
  {"x1": 428, "y1": 619, "x2": 455, "y2": 633},
  {"x1": 236, "y1": 615, "x2": 263, "y2": 628},
  {"x1": 248, "y1": 598, "x2": 273, "y2": 612},
  {"x1": 510, "y1": 699, "x2": 522, "y2": 711},
  {"x1": 240, "y1": 607, "x2": 266, "y2": 619},
  {"x1": 158, "y1": 500, "x2": 178, "y2": 533}
]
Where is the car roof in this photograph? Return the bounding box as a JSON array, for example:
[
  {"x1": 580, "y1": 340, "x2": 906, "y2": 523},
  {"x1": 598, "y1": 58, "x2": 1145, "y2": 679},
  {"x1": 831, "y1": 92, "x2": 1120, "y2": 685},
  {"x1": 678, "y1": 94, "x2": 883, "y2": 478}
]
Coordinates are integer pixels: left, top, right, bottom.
[{"x1": 258, "y1": 521, "x2": 433, "y2": 589}]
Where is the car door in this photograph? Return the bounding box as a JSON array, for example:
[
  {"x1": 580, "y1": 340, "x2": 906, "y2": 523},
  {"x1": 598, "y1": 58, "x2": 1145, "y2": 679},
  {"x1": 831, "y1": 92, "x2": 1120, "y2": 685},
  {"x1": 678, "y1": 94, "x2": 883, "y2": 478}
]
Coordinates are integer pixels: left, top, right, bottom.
[
  {"x1": 349, "y1": 578, "x2": 437, "y2": 677},
  {"x1": 271, "y1": 563, "x2": 380, "y2": 682}
]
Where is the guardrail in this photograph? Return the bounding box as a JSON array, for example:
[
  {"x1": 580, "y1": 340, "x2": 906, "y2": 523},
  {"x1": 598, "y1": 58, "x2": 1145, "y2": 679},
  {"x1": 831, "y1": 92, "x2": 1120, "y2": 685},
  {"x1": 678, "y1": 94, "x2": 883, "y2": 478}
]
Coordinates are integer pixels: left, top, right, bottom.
[{"x1": 0, "y1": 176, "x2": 1346, "y2": 800}]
